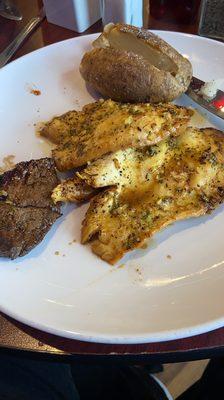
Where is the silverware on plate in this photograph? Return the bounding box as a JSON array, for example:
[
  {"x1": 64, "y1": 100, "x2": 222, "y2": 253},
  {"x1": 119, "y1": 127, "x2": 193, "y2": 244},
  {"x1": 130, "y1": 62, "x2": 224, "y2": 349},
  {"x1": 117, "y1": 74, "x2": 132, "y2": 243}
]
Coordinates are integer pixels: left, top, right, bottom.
[
  {"x1": 0, "y1": 7, "x2": 45, "y2": 68},
  {"x1": 0, "y1": 0, "x2": 22, "y2": 21},
  {"x1": 186, "y1": 76, "x2": 224, "y2": 120}
]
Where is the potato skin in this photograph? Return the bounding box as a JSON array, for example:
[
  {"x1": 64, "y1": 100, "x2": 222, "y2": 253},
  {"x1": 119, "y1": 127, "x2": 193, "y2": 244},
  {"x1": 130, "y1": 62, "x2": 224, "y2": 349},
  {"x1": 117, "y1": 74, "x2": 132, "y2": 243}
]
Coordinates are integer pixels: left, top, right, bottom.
[
  {"x1": 80, "y1": 25, "x2": 193, "y2": 103},
  {"x1": 81, "y1": 48, "x2": 185, "y2": 103}
]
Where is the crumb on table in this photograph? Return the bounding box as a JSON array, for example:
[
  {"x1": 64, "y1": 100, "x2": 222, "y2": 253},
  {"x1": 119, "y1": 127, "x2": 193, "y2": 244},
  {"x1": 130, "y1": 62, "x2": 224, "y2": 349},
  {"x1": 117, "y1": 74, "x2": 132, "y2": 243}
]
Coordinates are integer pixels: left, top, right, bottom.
[
  {"x1": 55, "y1": 251, "x2": 60, "y2": 256},
  {"x1": 166, "y1": 254, "x2": 172, "y2": 259}
]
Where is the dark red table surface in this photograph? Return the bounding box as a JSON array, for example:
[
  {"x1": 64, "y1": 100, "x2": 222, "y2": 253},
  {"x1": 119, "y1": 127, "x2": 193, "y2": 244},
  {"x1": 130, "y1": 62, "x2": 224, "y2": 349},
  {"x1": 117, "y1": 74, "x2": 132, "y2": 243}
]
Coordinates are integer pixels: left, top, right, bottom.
[{"x1": 1, "y1": 0, "x2": 224, "y2": 361}]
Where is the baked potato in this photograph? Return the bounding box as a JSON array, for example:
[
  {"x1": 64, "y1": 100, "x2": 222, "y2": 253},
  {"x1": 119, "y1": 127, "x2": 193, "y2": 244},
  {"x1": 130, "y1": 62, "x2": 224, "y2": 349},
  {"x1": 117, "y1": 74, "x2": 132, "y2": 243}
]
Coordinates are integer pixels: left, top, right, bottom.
[{"x1": 80, "y1": 23, "x2": 193, "y2": 103}]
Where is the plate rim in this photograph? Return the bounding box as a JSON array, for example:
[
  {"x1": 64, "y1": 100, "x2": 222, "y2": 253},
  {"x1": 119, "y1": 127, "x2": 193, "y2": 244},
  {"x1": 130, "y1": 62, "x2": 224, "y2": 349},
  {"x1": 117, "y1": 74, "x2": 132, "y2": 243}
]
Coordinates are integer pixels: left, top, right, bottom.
[{"x1": 1, "y1": 302, "x2": 224, "y2": 344}]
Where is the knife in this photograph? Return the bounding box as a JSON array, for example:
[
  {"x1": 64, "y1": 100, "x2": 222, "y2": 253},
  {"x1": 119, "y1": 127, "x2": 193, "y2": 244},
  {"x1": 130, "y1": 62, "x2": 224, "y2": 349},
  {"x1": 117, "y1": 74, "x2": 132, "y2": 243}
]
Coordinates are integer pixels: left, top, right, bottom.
[
  {"x1": 0, "y1": 0, "x2": 22, "y2": 21},
  {"x1": 186, "y1": 76, "x2": 224, "y2": 120},
  {"x1": 0, "y1": 8, "x2": 45, "y2": 68}
]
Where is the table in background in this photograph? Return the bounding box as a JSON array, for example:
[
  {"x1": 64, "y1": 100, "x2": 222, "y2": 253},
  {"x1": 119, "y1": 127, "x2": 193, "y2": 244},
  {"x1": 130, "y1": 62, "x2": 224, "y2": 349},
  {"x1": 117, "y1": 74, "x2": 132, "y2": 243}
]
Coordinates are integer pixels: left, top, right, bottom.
[{"x1": 0, "y1": 0, "x2": 224, "y2": 362}]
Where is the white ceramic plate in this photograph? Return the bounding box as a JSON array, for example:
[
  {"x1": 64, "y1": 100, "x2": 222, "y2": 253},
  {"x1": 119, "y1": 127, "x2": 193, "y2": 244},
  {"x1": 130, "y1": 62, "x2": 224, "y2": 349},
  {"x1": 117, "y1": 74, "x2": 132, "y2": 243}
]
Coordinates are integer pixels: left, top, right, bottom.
[{"x1": 0, "y1": 32, "x2": 224, "y2": 344}]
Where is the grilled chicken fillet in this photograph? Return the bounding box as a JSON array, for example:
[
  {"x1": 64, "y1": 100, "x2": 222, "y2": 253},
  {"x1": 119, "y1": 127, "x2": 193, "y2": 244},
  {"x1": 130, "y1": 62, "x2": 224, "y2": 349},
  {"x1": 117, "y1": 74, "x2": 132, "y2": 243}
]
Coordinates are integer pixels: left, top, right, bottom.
[
  {"x1": 51, "y1": 99, "x2": 192, "y2": 171},
  {"x1": 81, "y1": 127, "x2": 224, "y2": 264}
]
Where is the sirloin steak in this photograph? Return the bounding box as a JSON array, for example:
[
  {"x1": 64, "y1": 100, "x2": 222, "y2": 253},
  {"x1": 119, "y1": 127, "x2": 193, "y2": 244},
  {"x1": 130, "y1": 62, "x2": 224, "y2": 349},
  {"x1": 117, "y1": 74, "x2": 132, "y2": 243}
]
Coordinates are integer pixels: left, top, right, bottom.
[{"x1": 0, "y1": 158, "x2": 61, "y2": 259}]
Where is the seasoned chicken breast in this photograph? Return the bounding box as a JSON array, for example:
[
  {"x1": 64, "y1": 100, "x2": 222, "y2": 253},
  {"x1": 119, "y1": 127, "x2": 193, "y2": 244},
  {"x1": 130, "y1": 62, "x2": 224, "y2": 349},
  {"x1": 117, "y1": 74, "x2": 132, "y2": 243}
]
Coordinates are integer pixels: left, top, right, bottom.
[
  {"x1": 77, "y1": 141, "x2": 170, "y2": 188},
  {"x1": 41, "y1": 102, "x2": 99, "y2": 144},
  {"x1": 52, "y1": 99, "x2": 192, "y2": 171},
  {"x1": 52, "y1": 175, "x2": 97, "y2": 203},
  {"x1": 81, "y1": 127, "x2": 224, "y2": 264}
]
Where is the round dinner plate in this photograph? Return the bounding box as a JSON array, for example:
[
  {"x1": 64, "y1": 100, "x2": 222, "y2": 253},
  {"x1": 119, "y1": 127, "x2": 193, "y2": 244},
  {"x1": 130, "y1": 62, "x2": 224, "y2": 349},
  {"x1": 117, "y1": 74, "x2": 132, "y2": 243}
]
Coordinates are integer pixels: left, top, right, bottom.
[{"x1": 0, "y1": 31, "x2": 224, "y2": 344}]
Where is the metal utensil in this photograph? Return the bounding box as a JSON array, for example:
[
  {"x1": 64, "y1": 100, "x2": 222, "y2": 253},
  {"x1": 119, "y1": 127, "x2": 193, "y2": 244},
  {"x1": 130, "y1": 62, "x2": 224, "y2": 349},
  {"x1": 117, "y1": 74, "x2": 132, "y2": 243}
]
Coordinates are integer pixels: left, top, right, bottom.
[
  {"x1": 0, "y1": 8, "x2": 45, "y2": 68},
  {"x1": 186, "y1": 76, "x2": 224, "y2": 120},
  {"x1": 0, "y1": 0, "x2": 22, "y2": 21}
]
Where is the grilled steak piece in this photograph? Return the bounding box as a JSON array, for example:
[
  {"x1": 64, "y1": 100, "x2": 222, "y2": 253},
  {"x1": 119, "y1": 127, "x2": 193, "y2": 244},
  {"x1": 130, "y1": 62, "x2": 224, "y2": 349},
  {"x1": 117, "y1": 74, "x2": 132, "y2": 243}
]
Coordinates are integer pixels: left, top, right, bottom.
[{"x1": 0, "y1": 158, "x2": 61, "y2": 259}]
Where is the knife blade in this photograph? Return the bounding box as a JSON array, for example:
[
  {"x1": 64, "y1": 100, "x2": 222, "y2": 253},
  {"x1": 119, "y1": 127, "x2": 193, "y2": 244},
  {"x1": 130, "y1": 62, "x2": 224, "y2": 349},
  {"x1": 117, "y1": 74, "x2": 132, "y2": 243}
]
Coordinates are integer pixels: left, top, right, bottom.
[
  {"x1": 0, "y1": 0, "x2": 22, "y2": 21},
  {"x1": 186, "y1": 76, "x2": 224, "y2": 120}
]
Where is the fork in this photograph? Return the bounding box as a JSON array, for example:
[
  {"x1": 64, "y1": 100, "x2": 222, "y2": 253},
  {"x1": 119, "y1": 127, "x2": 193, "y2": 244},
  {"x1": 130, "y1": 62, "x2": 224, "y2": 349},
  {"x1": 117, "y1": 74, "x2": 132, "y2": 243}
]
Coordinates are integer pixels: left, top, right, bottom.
[{"x1": 0, "y1": 7, "x2": 45, "y2": 68}]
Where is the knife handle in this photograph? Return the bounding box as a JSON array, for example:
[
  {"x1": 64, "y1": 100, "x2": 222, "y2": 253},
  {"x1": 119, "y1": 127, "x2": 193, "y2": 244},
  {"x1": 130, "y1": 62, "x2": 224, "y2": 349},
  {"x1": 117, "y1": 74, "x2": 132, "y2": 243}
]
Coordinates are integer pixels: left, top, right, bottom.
[{"x1": 0, "y1": 9, "x2": 45, "y2": 68}]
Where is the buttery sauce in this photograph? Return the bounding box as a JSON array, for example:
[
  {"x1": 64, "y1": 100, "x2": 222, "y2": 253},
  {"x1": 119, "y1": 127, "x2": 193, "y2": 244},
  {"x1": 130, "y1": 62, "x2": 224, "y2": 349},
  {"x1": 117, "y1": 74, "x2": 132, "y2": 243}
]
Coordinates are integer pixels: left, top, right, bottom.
[
  {"x1": 190, "y1": 109, "x2": 210, "y2": 128},
  {"x1": 35, "y1": 123, "x2": 53, "y2": 157},
  {"x1": 0, "y1": 155, "x2": 15, "y2": 173}
]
